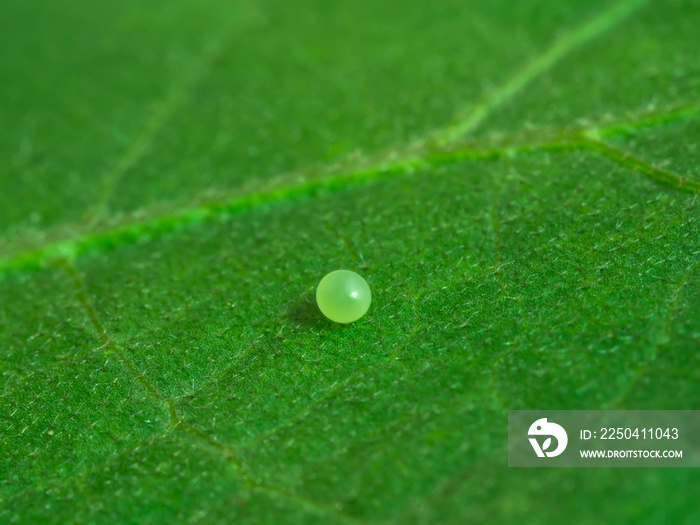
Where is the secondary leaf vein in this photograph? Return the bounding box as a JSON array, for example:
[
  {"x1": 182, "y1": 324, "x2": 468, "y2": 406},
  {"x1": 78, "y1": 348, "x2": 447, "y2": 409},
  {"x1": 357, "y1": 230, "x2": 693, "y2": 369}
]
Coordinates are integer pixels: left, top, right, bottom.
[{"x1": 433, "y1": 0, "x2": 650, "y2": 144}]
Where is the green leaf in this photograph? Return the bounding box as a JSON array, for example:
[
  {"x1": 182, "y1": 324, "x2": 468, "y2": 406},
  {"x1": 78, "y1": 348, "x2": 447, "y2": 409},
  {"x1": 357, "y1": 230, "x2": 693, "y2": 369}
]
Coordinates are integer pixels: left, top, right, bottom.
[{"x1": 1, "y1": 0, "x2": 699, "y2": 523}]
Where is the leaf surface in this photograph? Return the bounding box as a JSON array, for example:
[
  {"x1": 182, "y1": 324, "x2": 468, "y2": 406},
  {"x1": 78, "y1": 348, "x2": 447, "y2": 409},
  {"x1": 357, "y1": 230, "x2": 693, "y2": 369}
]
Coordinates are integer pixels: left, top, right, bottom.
[{"x1": 1, "y1": 0, "x2": 699, "y2": 523}]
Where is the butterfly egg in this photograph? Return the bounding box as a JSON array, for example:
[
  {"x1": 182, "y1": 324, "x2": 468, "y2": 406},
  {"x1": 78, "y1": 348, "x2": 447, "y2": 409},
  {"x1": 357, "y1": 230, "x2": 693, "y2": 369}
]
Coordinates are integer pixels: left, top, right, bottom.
[{"x1": 316, "y1": 270, "x2": 371, "y2": 324}]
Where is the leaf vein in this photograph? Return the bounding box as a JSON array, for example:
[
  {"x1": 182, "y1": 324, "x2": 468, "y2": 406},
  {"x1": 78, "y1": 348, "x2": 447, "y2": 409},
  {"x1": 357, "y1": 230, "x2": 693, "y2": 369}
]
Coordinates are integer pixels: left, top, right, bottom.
[
  {"x1": 609, "y1": 259, "x2": 699, "y2": 408},
  {"x1": 433, "y1": 0, "x2": 650, "y2": 144},
  {"x1": 56, "y1": 261, "x2": 361, "y2": 523},
  {"x1": 2, "y1": 110, "x2": 698, "y2": 280},
  {"x1": 83, "y1": 14, "x2": 258, "y2": 223}
]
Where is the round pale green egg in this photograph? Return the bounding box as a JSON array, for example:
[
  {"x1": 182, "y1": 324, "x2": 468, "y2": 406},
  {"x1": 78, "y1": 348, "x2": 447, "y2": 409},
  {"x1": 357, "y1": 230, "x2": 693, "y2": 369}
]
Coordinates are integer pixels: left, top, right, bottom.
[{"x1": 316, "y1": 270, "x2": 372, "y2": 324}]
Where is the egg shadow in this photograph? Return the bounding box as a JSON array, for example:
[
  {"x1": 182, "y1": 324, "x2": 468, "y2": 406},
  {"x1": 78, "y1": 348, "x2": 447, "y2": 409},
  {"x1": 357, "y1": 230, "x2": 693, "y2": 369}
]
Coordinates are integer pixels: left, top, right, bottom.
[{"x1": 285, "y1": 293, "x2": 337, "y2": 329}]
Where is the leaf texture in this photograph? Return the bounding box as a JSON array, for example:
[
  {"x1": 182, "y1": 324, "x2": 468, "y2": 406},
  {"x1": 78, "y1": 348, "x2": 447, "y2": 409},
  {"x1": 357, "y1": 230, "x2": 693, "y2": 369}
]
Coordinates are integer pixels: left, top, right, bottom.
[{"x1": 1, "y1": 0, "x2": 699, "y2": 523}]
